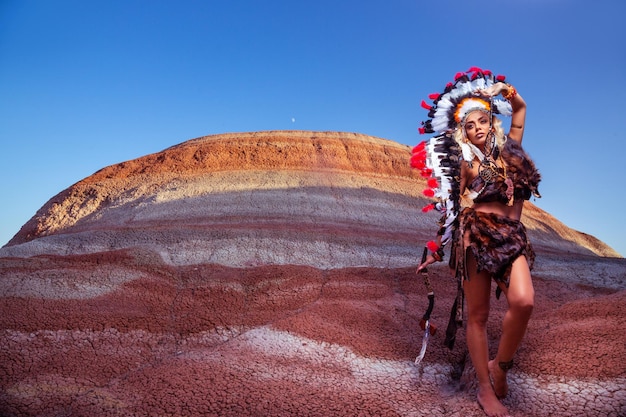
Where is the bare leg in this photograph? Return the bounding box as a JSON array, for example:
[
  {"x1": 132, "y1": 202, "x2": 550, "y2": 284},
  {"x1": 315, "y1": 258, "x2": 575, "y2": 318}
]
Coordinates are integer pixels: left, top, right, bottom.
[
  {"x1": 490, "y1": 255, "x2": 535, "y2": 398},
  {"x1": 464, "y1": 252, "x2": 510, "y2": 417}
]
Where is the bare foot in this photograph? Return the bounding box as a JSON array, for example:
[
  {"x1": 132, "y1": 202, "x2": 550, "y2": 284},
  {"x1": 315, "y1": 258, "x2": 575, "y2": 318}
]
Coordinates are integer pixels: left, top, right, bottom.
[
  {"x1": 488, "y1": 359, "x2": 509, "y2": 398},
  {"x1": 477, "y1": 382, "x2": 511, "y2": 417}
]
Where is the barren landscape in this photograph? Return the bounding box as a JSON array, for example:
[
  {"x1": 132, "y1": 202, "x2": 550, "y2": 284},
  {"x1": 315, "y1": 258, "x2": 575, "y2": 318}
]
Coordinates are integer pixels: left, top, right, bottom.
[{"x1": 1, "y1": 131, "x2": 624, "y2": 416}]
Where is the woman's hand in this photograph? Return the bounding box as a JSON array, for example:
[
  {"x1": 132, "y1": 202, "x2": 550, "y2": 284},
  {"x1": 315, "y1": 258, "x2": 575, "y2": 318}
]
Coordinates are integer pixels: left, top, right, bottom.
[
  {"x1": 416, "y1": 254, "x2": 437, "y2": 274},
  {"x1": 478, "y1": 82, "x2": 510, "y2": 98}
]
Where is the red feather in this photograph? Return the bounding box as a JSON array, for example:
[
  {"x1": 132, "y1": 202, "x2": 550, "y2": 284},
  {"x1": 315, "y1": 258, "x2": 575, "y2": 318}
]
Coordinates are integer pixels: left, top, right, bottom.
[
  {"x1": 423, "y1": 189, "x2": 435, "y2": 198},
  {"x1": 496, "y1": 74, "x2": 506, "y2": 82},
  {"x1": 428, "y1": 92, "x2": 440, "y2": 100},
  {"x1": 412, "y1": 141, "x2": 426, "y2": 153},
  {"x1": 426, "y1": 240, "x2": 439, "y2": 253},
  {"x1": 420, "y1": 100, "x2": 432, "y2": 110},
  {"x1": 418, "y1": 127, "x2": 426, "y2": 135},
  {"x1": 410, "y1": 151, "x2": 421, "y2": 162},
  {"x1": 420, "y1": 168, "x2": 432, "y2": 177},
  {"x1": 410, "y1": 159, "x2": 425, "y2": 170},
  {"x1": 411, "y1": 159, "x2": 425, "y2": 170},
  {"x1": 427, "y1": 178, "x2": 439, "y2": 188},
  {"x1": 421, "y1": 204, "x2": 435, "y2": 213}
]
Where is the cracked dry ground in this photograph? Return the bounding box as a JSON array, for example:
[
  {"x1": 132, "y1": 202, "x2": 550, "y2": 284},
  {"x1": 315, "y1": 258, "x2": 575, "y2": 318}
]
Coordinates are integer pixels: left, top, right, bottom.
[{"x1": 1, "y1": 250, "x2": 625, "y2": 417}]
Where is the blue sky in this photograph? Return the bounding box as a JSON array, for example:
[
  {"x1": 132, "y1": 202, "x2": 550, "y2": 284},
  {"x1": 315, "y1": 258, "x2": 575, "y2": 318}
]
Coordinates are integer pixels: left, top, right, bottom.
[{"x1": 1, "y1": 0, "x2": 625, "y2": 256}]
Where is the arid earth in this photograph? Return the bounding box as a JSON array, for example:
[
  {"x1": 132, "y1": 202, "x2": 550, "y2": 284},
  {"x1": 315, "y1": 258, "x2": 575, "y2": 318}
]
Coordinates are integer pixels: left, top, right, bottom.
[{"x1": 1, "y1": 131, "x2": 624, "y2": 417}]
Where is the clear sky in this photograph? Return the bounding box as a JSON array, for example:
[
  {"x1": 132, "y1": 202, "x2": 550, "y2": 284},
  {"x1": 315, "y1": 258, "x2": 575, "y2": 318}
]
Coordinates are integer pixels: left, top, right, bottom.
[{"x1": 1, "y1": 0, "x2": 625, "y2": 256}]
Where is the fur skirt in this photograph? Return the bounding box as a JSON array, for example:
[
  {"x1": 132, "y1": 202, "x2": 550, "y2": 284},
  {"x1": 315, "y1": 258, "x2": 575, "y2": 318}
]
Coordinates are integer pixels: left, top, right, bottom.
[{"x1": 451, "y1": 207, "x2": 535, "y2": 285}]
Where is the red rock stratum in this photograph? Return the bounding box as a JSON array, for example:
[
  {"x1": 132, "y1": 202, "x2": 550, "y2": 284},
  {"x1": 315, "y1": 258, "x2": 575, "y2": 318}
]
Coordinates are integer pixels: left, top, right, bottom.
[{"x1": 1, "y1": 131, "x2": 624, "y2": 416}]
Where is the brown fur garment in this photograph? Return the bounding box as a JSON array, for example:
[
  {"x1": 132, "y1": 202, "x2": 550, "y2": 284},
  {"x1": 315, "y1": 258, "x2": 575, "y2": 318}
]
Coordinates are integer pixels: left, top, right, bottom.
[
  {"x1": 456, "y1": 207, "x2": 535, "y2": 285},
  {"x1": 471, "y1": 138, "x2": 541, "y2": 205}
]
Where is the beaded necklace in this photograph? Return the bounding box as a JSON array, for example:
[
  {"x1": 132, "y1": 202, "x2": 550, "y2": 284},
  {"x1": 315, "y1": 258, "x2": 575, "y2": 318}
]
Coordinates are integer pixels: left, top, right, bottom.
[{"x1": 469, "y1": 134, "x2": 514, "y2": 205}]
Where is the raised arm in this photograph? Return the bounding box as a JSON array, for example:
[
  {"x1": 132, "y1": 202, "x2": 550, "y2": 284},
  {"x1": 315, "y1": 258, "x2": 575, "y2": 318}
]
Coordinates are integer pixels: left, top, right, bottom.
[
  {"x1": 481, "y1": 82, "x2": 527, "y2": 143},
  {"x1": 505, "y1": 84, "x2": 526, "y2": 143}
]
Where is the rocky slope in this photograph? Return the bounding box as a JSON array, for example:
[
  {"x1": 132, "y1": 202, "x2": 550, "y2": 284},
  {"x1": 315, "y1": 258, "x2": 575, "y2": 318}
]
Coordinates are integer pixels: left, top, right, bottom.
[
  {"x1": 2, "y1": 130, "x2": 620, "y2": 263},
  {"x1": 1, "y1": 131, "x2": 624, "y2": 417}
]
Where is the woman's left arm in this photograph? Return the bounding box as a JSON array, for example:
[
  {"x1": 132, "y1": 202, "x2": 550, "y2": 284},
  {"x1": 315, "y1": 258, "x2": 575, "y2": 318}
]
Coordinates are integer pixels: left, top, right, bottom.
[
  {"x1": 505, "y1": 85, "x2": 526, "y2": 143},
  {"x1": 481, "y1": 82, "x2": 527, "y2": 143}
]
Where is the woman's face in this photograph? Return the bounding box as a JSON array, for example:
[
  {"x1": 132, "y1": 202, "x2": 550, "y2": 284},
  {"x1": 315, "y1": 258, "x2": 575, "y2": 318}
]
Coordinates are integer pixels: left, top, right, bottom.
[{"x1": 463, "y1": 111, "x2": 491, "y2": 146}]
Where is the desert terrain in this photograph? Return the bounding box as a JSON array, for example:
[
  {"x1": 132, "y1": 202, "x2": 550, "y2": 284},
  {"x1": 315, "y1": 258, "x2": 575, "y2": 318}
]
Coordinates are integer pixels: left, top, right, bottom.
[{"x1": 1, "y1": 131, "x2": 624, "y2": 416}]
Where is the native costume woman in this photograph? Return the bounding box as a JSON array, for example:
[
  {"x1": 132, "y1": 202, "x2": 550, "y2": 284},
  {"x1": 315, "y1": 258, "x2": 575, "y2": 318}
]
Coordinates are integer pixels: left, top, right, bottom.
[{"x1": 411, "y1": 67, "x2": 541, "y2": 350}]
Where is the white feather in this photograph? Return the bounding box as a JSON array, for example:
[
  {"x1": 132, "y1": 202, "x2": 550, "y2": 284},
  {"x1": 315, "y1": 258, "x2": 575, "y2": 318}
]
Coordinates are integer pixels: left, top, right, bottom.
[
  {"x1": 460, "y1": 142, "x2": 474, "y2": 162},
  {"x1": 494, "y1": 99, "x2": 513, "y2": 116}
]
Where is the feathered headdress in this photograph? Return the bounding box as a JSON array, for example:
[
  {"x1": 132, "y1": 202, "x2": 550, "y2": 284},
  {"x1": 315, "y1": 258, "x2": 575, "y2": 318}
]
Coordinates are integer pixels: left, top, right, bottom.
[
  {"x1": 411, "y1": 134, "x2": 461, "y2": 248},
  {"x1": 411, "y1": 67, "x2": 512, "y2": 250},
  {"x1": 418, "y1": 67, "x2": 512, "y2": 135}
]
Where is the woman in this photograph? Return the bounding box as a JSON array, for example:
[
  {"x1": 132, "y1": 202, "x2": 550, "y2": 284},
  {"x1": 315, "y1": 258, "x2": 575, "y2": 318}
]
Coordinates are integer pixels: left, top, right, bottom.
[{"x1": 412, "y1": 67, "x2": 541, "y2": 417}]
